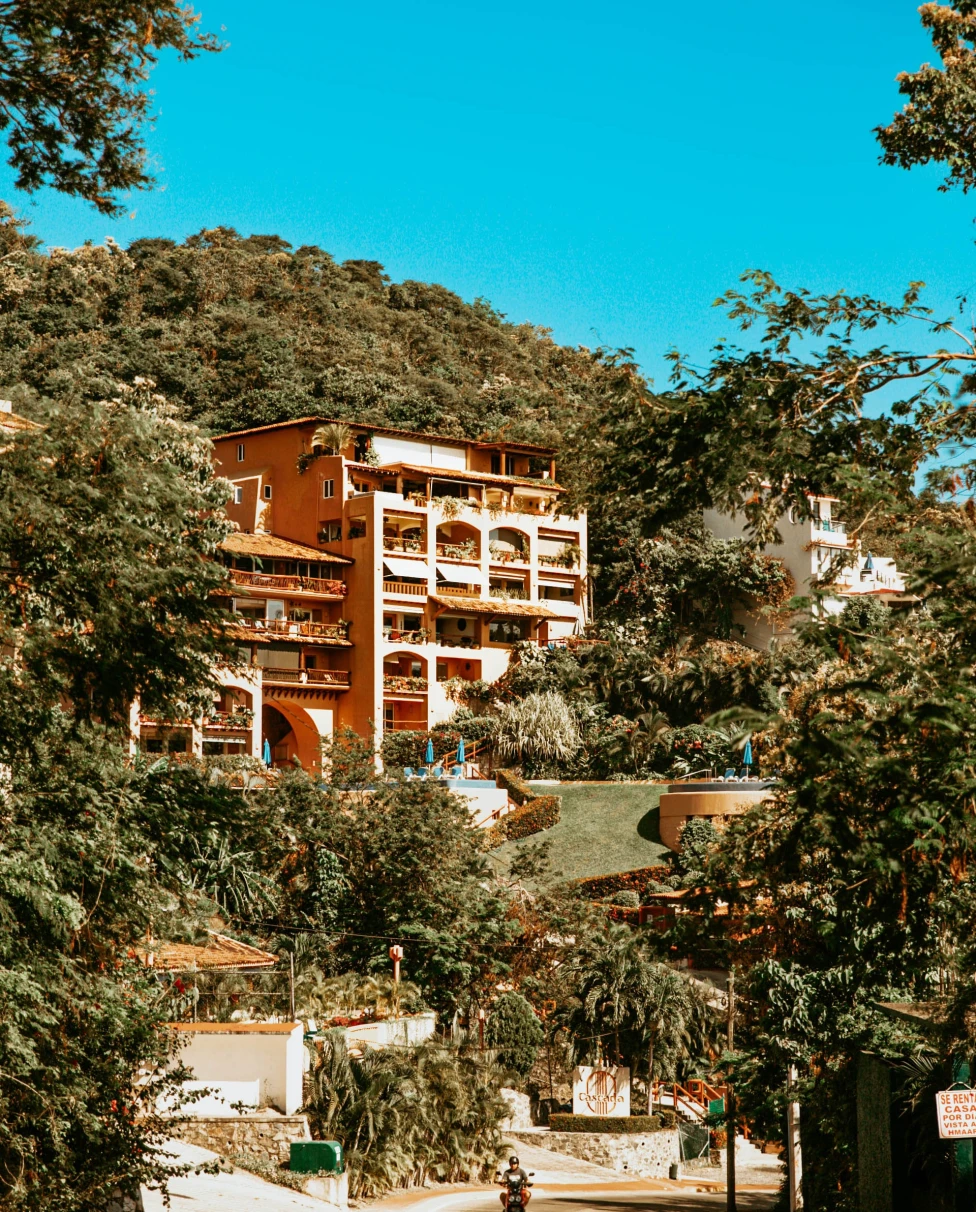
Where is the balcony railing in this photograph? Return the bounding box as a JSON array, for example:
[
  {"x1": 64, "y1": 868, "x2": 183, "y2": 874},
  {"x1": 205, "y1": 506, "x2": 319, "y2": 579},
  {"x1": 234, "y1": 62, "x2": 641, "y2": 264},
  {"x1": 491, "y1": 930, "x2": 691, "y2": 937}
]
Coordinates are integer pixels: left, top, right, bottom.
[
  {"x1": 383, "y1": 675, "x2": 428, "y2": 692},
  {"x1": 230, "y1": 569, "x2": 347, "y2": 596},
  {"x1": 490, "y1": 587, "x2": 528, "y2": 600},
  {"x1": 435, "y1": 635, "x2": 481, "y2": 649},
  {"x1": 436, "y1": 542, "x2": 479, "y2": 561},
  {"x1": 383, "y1": 579, "x2": 426, "y2": 597},
  {"x1": 488, "y1": 548, "x2": 528, "y2": 565},
  {"x1": 204, "y1": 710, "x2": 254, "y2": 730},
  {"x1": 814, "y1": 518, "x2": 847, "y2": 536},
  {"x1": 383, "y1": 536, "x2": 425, "y2": 554},
  {"x1": 538, "y1": 551, "x2": 579, "y2": 569},
  {"x1": 263, "y1": 668, "x2": 351, "y2": 687},
  {"x1": 437, "y1": 584, "x2": 480, "y2": 597},
  {"x1": 384, "y1": 720, "x2": 428, "y2": 731},
  {"x1": 383, "y1": 627, "x2": 428, "y2": 645},
  {"x1": 232, "y1": 617, "x2": 350, "y2": 640}
]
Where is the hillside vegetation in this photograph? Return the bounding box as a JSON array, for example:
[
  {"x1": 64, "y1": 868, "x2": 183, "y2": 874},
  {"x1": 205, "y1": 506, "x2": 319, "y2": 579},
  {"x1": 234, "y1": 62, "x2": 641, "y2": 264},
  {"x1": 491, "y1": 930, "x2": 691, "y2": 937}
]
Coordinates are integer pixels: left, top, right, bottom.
[{"x1": 0, "y1": 207, "x2": 611, "y2": 447}]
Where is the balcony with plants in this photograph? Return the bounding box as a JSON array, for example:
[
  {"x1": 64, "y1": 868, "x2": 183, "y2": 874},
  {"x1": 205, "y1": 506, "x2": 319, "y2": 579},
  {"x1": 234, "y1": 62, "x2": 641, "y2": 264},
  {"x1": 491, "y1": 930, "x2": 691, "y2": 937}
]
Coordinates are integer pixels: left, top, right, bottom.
[
  {"x1": 488, "y1": 527, "x2": 530, "y2": 566},
  {"x1": 231, "y1": 614, "x2": 351, "y2": 641},
  {"x1": 538, "y1": 541, "x2": 582, "y2": 569}
]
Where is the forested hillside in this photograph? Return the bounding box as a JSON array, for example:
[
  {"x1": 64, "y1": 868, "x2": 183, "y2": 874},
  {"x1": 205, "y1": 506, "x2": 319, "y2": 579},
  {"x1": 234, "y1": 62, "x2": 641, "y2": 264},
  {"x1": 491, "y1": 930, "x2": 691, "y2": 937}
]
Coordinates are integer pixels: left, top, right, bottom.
[{"x1": 0, "y1": 206, "x2": 613, "y2": 447}]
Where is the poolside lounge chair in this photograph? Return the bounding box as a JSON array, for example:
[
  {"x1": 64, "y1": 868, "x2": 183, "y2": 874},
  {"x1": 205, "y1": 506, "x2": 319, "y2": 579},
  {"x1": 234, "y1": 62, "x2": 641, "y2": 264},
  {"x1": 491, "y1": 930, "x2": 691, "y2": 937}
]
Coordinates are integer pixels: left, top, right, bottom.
[
  {"x1": 417, "y1": 768, "x2": 428, "y2": 780},
  {"x1": 432, "y1": 765, "x2": 444, "y2": 778},
  {"x1": 723, "y1": 768, "x2": 736, "y2": 780},
  {"x1": 403, "y1": 767, "x2": 415, "y2": 780},
  {"x1": 451, "y1": 764, "x2": 464, "y2": 777}
]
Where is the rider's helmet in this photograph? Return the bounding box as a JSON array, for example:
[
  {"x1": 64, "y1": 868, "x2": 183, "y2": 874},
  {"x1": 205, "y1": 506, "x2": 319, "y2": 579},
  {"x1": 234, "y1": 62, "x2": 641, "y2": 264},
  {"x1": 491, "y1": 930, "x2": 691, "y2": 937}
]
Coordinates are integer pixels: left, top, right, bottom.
[{"x1": 509, "y1": 1156, "x2": 519, "y2": 1167}]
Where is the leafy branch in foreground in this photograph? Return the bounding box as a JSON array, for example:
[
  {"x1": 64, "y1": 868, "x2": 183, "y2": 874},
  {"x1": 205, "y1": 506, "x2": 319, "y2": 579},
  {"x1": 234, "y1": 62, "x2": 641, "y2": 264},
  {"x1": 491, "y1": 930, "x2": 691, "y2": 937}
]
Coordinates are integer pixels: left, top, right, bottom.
[
  {"x1": 573, "y1": 274, "x2": 976, "y2": 546},
  {"x1": 0, "y1": 2, "x2": 222, "y2": 213}
]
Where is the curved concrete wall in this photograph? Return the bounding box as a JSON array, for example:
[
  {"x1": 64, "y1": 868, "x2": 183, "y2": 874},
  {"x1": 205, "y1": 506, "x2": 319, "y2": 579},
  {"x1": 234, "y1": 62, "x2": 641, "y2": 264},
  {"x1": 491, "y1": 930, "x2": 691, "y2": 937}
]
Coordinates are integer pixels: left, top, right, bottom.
[{"x1": 659, "y1": 787, "x2": 771, "y2": 851}]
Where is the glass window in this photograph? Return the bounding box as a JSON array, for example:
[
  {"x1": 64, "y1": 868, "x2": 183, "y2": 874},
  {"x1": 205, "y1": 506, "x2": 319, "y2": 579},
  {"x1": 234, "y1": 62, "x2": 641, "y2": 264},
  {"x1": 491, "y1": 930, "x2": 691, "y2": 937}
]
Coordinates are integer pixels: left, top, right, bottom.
[
  {"x1": 263, "y1": 484, "x2": 272, "y2": 500},
  {"x1": 489, "y1": 618, "x2": 529, "y2": 644},
  {"x1": 234, "y1": 486, "x2": 243, "y2": 505},
  {"x1": 237, "y1": 443, "x2": 245, "y2": 462},
  {"x1": 323, "y1": 479, "x2": 335, "y2": 499}
]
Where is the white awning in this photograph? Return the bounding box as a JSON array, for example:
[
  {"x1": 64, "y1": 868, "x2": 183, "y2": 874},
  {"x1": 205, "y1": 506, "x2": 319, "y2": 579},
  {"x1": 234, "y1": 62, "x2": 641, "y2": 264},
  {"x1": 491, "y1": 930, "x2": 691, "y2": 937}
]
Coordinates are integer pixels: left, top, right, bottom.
[
  {"x1": 538, "y1": 579, "x2": 575, "y2": 590},
  {"x1": 436, "y1": 563, "x2": 475, "y2": 583},
  {"x1": 383, "y1": 556, "x2": 429, "y2": 580}
]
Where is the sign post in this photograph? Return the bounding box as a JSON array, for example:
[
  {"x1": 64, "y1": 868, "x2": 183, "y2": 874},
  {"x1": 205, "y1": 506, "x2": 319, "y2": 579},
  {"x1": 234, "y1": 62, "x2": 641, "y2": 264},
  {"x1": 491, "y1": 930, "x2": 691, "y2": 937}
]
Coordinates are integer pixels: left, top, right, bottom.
[
  {"x1": 935, "y1": 1066, "x2": 975, "y2": 1212},
  {"x1": 786, "y1": 1066, "x2": 803, "y2": 1212}
]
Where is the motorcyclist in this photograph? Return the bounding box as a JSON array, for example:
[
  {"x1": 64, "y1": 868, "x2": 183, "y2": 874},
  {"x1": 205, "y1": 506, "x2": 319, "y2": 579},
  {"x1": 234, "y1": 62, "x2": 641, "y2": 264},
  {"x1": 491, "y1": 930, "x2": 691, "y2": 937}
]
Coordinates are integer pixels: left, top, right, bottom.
[{"x1": 499, "y1": 1155, "x2": 532, "y2": 1209}]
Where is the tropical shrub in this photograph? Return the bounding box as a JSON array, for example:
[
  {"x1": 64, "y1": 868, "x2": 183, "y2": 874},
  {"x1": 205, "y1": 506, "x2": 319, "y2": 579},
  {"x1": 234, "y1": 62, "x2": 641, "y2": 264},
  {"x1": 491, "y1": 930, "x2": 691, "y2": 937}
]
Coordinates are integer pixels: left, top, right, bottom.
[
  {"x1": 610, "y1": 890, "x2": 640, "y2": 908},
  {"x1": 495, "y1": 692, "x2": 580, "y2": 773},
  {"x1": 305, "y1": 1031, "x2": 507, "y2": 1197},
  {"x1": 485, "y1": 992, "x2": 544, "y2": 1077}
]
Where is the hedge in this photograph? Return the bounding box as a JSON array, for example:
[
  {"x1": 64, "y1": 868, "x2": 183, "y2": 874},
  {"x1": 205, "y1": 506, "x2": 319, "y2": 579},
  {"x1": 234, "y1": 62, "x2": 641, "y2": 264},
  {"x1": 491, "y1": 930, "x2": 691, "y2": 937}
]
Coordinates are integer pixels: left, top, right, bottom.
[
  {"x1": 577, "y1": 866, "x2": 672, "y2": 900},
  {"x1": 495, "y1": 768, "x2": 535, "y2": 806},
  {"x1": 548, "y1": 1114, "x2": 665, "y2": 1134},
  {"x1": 485, "y1": 793, "x2": 561, "y2": 849}
]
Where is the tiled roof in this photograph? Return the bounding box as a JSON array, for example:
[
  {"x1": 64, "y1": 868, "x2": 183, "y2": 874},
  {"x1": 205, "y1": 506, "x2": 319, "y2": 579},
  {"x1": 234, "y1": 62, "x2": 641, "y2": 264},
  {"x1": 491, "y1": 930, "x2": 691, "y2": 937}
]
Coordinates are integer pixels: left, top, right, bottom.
[
  {"x1": 428, "y1": 594, "x2": 560, "y2": 619},
  {"x1": 0, "y1": 410, "x2": 41, "y2": 433},
  {"x1": 143, "y1": 932, "x2": 278, "y2": 972},
  {"x1": 213, "y1": 415, "x2": 556, "y2": 455},
  {"x1": 389, "y1": 463, "x2": 564, "y2": 491},
  {"x1": 220, "y1": 531, "x2": 353, "y2": 565}
]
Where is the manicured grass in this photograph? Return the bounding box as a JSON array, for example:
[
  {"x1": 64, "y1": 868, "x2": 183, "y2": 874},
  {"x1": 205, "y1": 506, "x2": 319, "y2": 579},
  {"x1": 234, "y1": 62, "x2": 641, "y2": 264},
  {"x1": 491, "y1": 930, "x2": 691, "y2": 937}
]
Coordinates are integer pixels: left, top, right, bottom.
[{"x1": 489, "y1": 782, "x2": 669, "y2": 881}]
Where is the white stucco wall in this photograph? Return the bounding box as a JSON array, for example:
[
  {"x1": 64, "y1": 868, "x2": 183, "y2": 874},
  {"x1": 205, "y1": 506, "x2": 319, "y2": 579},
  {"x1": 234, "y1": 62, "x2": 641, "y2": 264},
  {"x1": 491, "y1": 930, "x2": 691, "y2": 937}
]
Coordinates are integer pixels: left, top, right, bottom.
[{"x1": 171, "y1": 1022, "x2": 304, "y2": 1115}]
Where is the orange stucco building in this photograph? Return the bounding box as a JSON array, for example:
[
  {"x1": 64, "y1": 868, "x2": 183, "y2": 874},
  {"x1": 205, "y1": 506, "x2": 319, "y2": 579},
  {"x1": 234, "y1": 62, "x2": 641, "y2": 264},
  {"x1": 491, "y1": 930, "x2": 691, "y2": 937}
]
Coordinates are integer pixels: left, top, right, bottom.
[{"x1": 135, "y1": 418, "x2": 588, "y2": 773}]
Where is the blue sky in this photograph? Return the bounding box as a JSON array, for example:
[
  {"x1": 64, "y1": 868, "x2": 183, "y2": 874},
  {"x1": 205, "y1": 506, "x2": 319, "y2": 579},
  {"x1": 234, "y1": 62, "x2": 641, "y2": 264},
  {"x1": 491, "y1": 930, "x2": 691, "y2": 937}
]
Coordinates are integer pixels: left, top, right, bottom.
[{"x1": 5, "y1": 0, "x2": 974, "y2": 386}]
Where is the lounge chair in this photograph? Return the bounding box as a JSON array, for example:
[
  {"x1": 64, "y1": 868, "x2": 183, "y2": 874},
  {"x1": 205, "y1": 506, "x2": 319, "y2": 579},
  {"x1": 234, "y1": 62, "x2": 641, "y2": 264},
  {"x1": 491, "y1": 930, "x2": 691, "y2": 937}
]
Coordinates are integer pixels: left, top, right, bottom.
[
  {"x1": 432, "y1": 765, "x2": 444, "y2": 778},
  {"x1": 416, "y1": 768, "x2": 428, "y2": 780},
  {"x1": 403, "y1": 767, "x2": 415, "y2": 780},
  {"x1": 723, "y1": 768, "x2": 736, "y2": 781},
  {"x1": 451, "y1": 764, "x2": 464, "y2": 777}
]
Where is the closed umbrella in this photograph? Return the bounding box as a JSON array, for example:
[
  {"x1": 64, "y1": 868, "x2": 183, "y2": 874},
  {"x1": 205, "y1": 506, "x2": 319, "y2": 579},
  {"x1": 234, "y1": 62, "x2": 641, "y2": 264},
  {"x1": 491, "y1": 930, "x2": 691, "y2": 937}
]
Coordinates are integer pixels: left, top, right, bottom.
[
  {"x1": 262, "y1": 738, "x2": 272, "y2": 767},
  {"x1": 864, "y1": 551, "x2": 875, "y2": 572},
  {"x1": 456, "y1": 737, "x2": 466, "y2": 764},
  {"x1": 424, "y1": 738, "x2": 435, "y2": 766},
  {"x1": 743, "y1": 738, "x2": 753, "y2": 768}
]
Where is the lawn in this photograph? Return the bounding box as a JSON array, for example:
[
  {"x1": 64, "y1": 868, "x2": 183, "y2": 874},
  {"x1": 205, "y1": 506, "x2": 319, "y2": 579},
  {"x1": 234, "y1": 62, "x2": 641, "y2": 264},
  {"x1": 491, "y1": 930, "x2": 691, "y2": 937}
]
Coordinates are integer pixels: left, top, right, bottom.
[{"x1": 489, "y1": 782, "x2": 669, "y2": 882}]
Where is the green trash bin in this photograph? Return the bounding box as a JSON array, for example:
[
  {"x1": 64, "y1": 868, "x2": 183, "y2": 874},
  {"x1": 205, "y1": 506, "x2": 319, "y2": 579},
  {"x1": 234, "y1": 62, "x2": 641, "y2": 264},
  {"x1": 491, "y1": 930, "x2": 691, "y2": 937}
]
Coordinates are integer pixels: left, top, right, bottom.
[{"x1": 290, "y1": 1141, "x2": 344, "y2": 1174}]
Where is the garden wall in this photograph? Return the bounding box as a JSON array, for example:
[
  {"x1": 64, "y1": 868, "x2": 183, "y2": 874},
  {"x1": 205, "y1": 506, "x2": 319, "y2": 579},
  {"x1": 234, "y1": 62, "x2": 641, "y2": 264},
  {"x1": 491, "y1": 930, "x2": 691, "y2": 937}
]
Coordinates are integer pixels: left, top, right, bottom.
[
  {"x1": 509, "y1": 1128, "x2": 679, "y2": 1179},
  {"x1": 174, "y1": 1113, "x2": 311, "y2": 1163}
]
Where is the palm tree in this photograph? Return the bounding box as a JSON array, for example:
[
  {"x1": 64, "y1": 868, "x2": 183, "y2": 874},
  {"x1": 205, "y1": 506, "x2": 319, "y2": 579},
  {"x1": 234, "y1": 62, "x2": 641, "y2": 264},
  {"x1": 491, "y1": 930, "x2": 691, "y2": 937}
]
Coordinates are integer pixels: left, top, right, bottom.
[
  {"x1": 636, "y1": 961, "x2": 713, "y2": 1107},
  {"x1": 569, "y1": 923, "x2": 645, "y2": 1065},
  {"x1": 312, "y1": 421, "x2": 352, "y2": 455}
]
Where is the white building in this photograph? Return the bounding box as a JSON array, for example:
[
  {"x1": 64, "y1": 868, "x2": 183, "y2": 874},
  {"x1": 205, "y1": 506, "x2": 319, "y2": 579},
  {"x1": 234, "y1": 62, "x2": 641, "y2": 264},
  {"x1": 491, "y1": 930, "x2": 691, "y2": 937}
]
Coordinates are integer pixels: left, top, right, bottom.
[{"x1": 703, "y1": 495, "x2": 913, "y2": 650}]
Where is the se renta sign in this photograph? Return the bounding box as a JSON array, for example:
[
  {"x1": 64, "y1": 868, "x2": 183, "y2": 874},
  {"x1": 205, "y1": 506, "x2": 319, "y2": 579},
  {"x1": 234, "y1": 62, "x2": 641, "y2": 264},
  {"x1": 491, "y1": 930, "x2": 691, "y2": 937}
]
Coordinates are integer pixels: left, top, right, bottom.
[{"x1": 936, "y1": 1088, "x2": 976, "y2": 1139}]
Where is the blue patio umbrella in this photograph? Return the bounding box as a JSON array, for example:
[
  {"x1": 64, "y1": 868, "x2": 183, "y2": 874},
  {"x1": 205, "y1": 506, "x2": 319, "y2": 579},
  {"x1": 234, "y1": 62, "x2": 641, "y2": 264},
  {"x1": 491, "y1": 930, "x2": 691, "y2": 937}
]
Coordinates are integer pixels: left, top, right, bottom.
[
  {"x1": 864, "y1": 550, "x2": 875, "y2": 572},
  {"x1": 262, "y1": 738, "x2": 272, "y2": 767},
  {"x1": 456, "y1": 737, "x2": 466, "y2": 764},
  {"x1": 424, "y1": 738, "x2": 435, "y2": 766},
  {"x1": 743, "y1": 738, "x2": 753, "y2": 767}
]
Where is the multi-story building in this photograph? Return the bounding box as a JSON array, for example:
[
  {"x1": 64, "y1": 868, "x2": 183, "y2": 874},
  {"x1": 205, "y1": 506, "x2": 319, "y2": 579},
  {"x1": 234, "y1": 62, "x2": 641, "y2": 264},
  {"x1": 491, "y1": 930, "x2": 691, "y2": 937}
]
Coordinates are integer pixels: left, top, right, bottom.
[
  {"x1": 704, "y1": 495, "x2": 913, "y2": 650},
  {"x1": 138, "y1": 418, "x2": 588, "y2": 772}
]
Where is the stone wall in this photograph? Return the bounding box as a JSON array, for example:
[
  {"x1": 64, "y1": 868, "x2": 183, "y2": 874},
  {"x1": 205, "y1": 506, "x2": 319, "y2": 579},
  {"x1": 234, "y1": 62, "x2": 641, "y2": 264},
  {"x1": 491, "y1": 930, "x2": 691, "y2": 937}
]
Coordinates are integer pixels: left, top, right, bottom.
[
  {"x1": 173, "y1": 1114, "x2": 311, "y2": 1163},
  {"x1": 500, "y1": 1088, "x2": 534, "y2": 1131},
  {"x1": 511, "y1": 1129, "x2": 679, "y2": 1180}
]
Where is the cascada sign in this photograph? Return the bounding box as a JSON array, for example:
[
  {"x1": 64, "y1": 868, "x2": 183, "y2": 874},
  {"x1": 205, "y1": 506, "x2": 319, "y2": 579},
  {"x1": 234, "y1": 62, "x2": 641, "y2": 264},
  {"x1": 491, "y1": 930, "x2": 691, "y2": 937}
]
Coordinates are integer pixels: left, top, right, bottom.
[
  {"x1": 936, "y1": 1088, "x2": 976, "y2": 1139},
  {"x1": 572, "y1": 1066, "x2": 631, "y2": 1118}
]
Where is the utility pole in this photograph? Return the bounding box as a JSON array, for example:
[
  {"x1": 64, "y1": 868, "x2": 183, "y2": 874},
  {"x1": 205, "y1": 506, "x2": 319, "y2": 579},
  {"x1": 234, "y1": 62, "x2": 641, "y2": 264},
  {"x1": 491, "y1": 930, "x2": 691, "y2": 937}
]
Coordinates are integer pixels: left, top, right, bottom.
[
  {"x1": 389, "y1": 945, "x2": 403, "y2": 1020},
  {"x1": 726, "y1": 967, "x2": 736, "y2": 1212},
  {"x1": 786, "y1": 1065, "x2": 803, "y2": 1211},
  {"x1": 478, "y1": 1006, "x2": 486, "y2": 1052},
  {"x1": 289, "y1": 952, "x2": 296, "y2": 1021}
]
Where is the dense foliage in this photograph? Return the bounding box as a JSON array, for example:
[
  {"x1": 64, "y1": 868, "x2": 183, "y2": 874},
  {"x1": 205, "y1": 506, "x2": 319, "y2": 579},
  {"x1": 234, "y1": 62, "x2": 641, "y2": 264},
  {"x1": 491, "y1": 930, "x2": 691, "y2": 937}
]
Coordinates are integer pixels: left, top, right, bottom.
[
  {"x1": 0, "y1": 209, "x2": 615, "y2": 446},
  {"x1": 306, "y1": 1031, "x2": 507, "y2": 1197},
  {"x1": 484, "y1": 991, "x2": 544, "y2": 1077},
  {"x1": 0, "y1": 4, "x2": 220, "y2": 213}
]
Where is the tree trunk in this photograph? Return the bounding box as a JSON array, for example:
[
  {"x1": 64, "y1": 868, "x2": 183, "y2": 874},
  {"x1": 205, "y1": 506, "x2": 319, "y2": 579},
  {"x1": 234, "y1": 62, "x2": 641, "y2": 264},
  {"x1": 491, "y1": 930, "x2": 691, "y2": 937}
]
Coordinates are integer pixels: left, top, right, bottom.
[{"x1": 647, "y1": 1032, "x2": 656, "y2": 1113}]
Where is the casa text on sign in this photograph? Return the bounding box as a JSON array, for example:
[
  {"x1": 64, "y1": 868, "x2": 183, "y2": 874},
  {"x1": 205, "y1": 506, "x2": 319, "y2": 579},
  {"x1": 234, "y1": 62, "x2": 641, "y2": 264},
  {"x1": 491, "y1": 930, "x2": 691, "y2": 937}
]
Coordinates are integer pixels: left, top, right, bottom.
[{"x1": 936, "y1": 1088, "x2": 976, "y2": 1139}]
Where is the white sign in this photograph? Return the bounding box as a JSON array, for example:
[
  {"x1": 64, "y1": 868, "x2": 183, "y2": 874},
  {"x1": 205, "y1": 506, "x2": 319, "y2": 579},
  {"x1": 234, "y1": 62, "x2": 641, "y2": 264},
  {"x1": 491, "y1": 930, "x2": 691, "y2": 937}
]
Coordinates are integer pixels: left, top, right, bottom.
[
  {"x1": 936, "y1": 1088, "x2": 976, "y2": 1139},
  {"x1": 572, "y1": 1066, "x2": 631, "y2": 1118}
]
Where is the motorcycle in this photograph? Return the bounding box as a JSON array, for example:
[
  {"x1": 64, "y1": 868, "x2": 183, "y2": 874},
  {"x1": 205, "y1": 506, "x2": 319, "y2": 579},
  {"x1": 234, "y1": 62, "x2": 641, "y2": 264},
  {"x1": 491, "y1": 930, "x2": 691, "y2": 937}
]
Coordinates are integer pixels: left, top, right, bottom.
[{"x1": 501, "y1": 1171, "x2": 534, "y2": 1210}]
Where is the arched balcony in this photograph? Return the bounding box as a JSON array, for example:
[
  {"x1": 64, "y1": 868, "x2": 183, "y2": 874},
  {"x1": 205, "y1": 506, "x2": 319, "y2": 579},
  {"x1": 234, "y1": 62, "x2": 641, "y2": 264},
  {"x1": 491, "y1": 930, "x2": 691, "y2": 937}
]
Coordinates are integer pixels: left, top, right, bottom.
[
  {"x1": 488, "y1": 527, "x2": 530, "y2": 565},
  {"x1": 435, "y1": 521, "x2": 481, "y2": 563}
]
